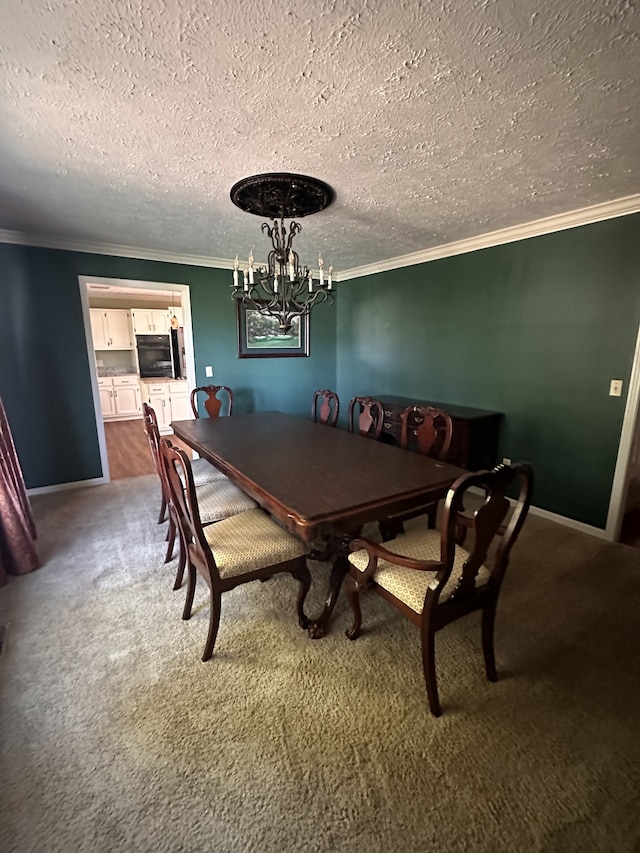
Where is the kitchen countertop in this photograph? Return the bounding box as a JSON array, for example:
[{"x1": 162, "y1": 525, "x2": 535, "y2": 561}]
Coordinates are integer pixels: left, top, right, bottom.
[{"x1": 138, "y1": 377, "x2": 187, "y2": 383}]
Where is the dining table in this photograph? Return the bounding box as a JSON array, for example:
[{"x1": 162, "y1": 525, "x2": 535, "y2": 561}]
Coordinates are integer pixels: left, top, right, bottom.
[{"x1": 171, "y1": 411, "x2": 467, "y2": 637}]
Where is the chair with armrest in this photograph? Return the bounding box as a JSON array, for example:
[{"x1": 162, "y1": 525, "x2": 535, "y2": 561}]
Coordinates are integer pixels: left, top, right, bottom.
[
  {"x1": 345, "y1": 461, "x2": 533, "y2": 717},
  {"x1": 142, "y1": 405, "x2": 257, "y2": 590},
  {"x1": 190, "y1": 385, "x2": 234, "y2": 419},
  {"x1": 160, "y1": 440, "x2": 312, "y2": 661},
  {"x1": 347, "y1": 396, "x2": 384, "y2": 440},
  {"x1": 312, "y1": 389, "x2": 339, "y2": 427},
  {"x1": 379, "y1": 405, "x2": 453, "y2": 538}
]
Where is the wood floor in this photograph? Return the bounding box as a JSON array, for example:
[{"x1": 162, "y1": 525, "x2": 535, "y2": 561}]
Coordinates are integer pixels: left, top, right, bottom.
[{"x1": 103, "y1": 418, "x2": 193, "y2": 480}]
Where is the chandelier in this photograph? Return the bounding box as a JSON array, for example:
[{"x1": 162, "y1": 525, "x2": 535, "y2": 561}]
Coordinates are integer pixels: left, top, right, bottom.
[{"x1": 229, "y1": 172, "x2": 335, "y2": 334}]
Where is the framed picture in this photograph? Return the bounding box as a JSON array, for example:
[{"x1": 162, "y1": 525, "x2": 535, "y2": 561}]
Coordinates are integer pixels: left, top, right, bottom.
[{"x1": 236, "y1": 302, "x2": 310, "y2": 358}]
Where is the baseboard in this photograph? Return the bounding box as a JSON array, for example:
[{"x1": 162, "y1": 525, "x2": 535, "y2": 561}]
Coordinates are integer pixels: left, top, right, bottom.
[
  {"x1": 27, "y1": 477, "x2": 107, "y2": 496},
  {"x1": 467, "y1": 486, "x2": 609, "y2": 540},
  {"x1": 27, "y1": 475, "x2": 611, "y2": 539},
  {"x1": 528, "y1": 505, "x2": 609, "y2": 540}
]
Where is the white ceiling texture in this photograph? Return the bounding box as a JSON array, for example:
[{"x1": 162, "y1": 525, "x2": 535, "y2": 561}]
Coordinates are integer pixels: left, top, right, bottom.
[{"x1": 1, "y1": 0, "x2": 639, "y2": 279}]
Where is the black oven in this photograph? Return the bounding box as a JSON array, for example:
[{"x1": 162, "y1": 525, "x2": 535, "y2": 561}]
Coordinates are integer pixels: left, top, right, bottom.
[{"x1": 136, "y1": 334, "x2": 174, "y2": 378}]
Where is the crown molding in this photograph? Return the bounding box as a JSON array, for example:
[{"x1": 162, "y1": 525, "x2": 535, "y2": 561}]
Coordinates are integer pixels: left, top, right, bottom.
[
  {"x1": 1, "y1": 193, "x2": 639, "y2": 279},
  {"x1": 337, "y1": 194, "x2": 640, "y2": 281},
  {"x1": 0, "y1": 229, "x2": 234, "y2": 270}
]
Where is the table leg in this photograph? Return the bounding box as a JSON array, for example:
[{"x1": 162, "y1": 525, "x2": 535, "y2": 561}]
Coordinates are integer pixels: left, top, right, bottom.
[{"x1": 307, "y1": 532, "x2": 355, "y2": 639}]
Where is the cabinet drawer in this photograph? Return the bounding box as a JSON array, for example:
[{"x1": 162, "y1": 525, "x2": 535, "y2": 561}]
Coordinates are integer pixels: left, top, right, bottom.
[
  {"x1": 145, "y1": 383, "x2": 168, "y2": 394},
  {"x1": 97, "y1": 377, "x2": 112, "y2": 388},
  {"x1": 383, "y1": 407, "x2": 402, "y2": 421},
  {"x1": 113, "y1": 375, "x2": 139, "y2": 387},
  {"x1": 169, "y1": 381, "x2": 188, "y2": 394}
]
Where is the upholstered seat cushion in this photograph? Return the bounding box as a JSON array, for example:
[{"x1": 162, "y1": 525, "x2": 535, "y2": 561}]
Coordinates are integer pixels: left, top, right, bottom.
[
  {"x1": 204, "y1": 508, "x2": 307, "y2": 579},
  {"x1": 195, "y1": 479, "x2": 258, "y2": 524},
  {"x1": 189, "y1": 457, "x2": 227, "y2": 486},
  {"x1": 349, "y1": 528, "x2": 490, "y2": 613}
]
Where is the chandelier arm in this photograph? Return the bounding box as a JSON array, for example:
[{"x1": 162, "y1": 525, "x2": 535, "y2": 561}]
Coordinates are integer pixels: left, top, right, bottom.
[
  {"x1": 285, "y1": 222, "x2": 302, "y2": 259},
  {"x1": 231, "y1": 173, "x2": 336, "y2": 334}
]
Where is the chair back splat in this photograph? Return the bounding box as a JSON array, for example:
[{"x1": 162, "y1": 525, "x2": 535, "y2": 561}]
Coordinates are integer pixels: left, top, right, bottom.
[
  {"x1": 312, "y1": 389, "x2": 339, "y2": 427},
  {"x1": 346, "y1": 461, "x2": 534, "y2": 717},
  {"x1": 190, "y1": 385, "x2": 234, "y2": 419},
  {"x1": 379, "y1": 405, "x2": 454, "y2": 538},
  {"x1": 347, "y1": 396, "x2": 384, "y2": 440},
  {"x1": 400, "y1": 405, "x2": 453, "y2": 460}
]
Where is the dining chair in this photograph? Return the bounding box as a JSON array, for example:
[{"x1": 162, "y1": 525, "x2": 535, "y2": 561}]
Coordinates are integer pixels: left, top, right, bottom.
[
  {"x1": 311, "y1": 389, "x2": 339, "y2": 427},
  {"x1": 142, "y1": 405, "x2": 257, "y2": 590},
  {"x1": 347, "y1": 396, "x2": 384, "y2": 440},
  {"x1": 190, "y1": 385, "x2": 234, "y2": 419},
  {"x1": 345, "y1": 461, "x2": 534, "y2": 717},
  {"x1": 143, "y1": 403, "x2": 227, "y2": 524},
  {"x1": 160, "y1": 440, "x2": 312, "y2": 661},
  {"x1": 379, "y1": 405, "x2": 453, "y2": 539}
]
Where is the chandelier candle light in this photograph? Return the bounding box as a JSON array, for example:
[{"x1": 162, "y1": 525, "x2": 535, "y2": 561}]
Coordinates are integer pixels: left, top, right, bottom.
[{"x1": 229, "y1": 173, "x2": 336, "y2": 334}]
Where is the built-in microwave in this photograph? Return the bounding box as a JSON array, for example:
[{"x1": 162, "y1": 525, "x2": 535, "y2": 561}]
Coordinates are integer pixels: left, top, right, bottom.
[{"x1": 136, "y1": 334, "x2": 174, "y2": 378}]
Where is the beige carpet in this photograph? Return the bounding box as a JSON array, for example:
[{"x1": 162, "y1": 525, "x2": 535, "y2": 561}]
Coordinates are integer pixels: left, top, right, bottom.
[{"x1": 1, "y1": 475, "x2": 639, "y2": 853}]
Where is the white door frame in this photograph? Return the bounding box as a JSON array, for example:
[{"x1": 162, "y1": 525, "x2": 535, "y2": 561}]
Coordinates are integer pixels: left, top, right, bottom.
[
  {"x1": 606, "y1": 318, "x2": 640, "y2": 540},
  {"x1": 78, "y1": 275, "x2": 196, "y2": 484}
]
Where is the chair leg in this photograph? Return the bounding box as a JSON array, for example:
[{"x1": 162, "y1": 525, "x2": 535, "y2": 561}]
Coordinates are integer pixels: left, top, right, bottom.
[
  {"x1": 482, "y1": 602, "x2": 498, "y2": 682},
  {"x1": 379, "y1": 518, "x2": 405, "y2": 542},
  {"x1": 202, "y1": 590, "x2": 222, "y2": 662},
  {"x1": 291, "y1": 563, "x2": 311, "y2": 629},
  {"x1": 158, "y1": 493, "x2": 167, "y2": 524},
  {"x1": 344, "y1": 574, "x2": 363, "y2": 640},
  {"x1": 420, "y1": 620, "x2": 442, "y2": 717},
  {"x1": 173, "y1": 537, "x2": 186, "y2": 590},
  {"x1": 182, "y1": 563, "x2": 196, "y2": 620},
  {"x1": 164, "y1": 517, "x2": 176, "y2": 563}
]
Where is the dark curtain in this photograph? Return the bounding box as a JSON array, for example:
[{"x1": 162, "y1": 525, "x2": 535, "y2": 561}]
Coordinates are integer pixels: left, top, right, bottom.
[{"x1": 0, "y1": 395, "x2": 39, "y2": 585}]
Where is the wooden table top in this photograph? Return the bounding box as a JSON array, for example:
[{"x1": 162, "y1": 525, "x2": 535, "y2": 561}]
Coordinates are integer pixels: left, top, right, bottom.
[{"x1": 171, "y1": 412, "x2": 467, "y2": 541}]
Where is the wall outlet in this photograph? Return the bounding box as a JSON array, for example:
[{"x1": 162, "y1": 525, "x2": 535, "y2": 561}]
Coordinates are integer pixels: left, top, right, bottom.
[
  {"x1": 502, "y1": 457, "x2": 512, "y2": 465},
  {"x1": 205, "y1": 366, "x2": 213, "y2": 377},
  {"x1": 609, "y1": 379, "x2": 623, "y2": 397}
]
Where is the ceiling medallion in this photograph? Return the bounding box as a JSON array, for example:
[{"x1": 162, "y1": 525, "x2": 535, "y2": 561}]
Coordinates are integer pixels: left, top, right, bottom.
[
  {"x1": 230, "y1": 172, "x2": 334, "y2": 219},
  {"x1": 229, "y1": 173, "x2": 336, "y2": 335}
]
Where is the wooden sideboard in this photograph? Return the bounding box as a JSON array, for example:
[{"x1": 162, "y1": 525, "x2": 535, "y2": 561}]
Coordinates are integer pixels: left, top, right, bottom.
[{"x1": 371, "y1": 395, "x2": 503, "y2": 471}]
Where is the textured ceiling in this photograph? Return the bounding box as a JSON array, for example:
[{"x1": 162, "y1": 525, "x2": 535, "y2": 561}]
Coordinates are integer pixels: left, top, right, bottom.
[{"x1": 1, "y1": 0, "x2": 639, "y2": 275}]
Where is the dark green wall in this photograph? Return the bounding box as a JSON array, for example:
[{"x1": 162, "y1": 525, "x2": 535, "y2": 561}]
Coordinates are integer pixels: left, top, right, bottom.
[
  {"x1": 337, "y1": 214, "x2": 640, "y2": 527},
  {"x1": 2, "y1": 212, "x2": 639, "y2": 527},
  {"x1": 0, "y1": 244, "x2": 336, "y2": 488}
]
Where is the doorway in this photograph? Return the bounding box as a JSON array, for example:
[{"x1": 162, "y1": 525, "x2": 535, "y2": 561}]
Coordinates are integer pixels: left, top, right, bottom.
[
  {"x1": 617, "y1": 406, "x2": 640, "y2": 545},
  {"x1": 78, "y1": 276, "x2": 197, "y2": 483},
  {"x1": 607, "y1": 318, "x2": 640, "y2": 543}
]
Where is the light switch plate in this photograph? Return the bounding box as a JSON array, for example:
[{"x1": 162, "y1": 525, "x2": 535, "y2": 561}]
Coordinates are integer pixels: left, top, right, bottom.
[
  {"x1": 610, "y1": 379, "x2": 623, "y2": 397},
  {"x1": 205, "y1": 365, "x2": 213, "y2": 377}
]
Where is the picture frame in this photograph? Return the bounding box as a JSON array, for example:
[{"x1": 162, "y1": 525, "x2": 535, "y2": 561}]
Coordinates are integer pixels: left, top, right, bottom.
[{"x1": 236, "y1": 301, "x2": 310, "y2": 358}]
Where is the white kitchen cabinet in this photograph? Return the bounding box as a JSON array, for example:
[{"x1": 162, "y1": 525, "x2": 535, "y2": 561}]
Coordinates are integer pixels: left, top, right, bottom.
[
  {"x1": 90, "y1": 309, "x2": 134, "y2": 349},
  {"x1": 131, "y1": 309, "x2": 171, "y2": 335},
  {"x1": 169, "y1": 382, "x2": 191, "y2": 421},
  {"x1": 97, "y1": 376, "x2": 141, "y2": 420},
  {"x1": 146, "y1": 390, "x2": 171, "y2": 430},
  {"x1": 98, "y1": 382, "x2": 117, "y2": 417},
  {"x1": 140, "y1": 380, "x2": 191, "y2": 434},
  {"x1": 112, "y1": 376, "x2": 141, "y2": 416}
]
